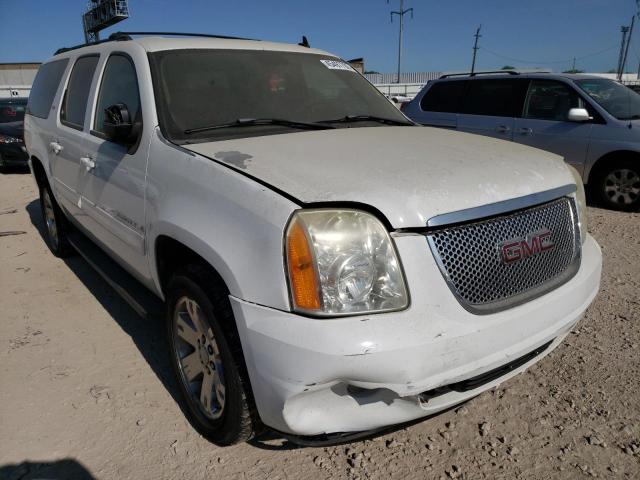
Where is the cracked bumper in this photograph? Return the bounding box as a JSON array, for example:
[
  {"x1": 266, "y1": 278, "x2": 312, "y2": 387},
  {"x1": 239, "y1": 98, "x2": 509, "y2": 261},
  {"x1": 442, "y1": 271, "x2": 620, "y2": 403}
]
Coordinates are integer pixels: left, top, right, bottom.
[{"x1": 230, "y1": 234, "x2": 602, "y2": 435}]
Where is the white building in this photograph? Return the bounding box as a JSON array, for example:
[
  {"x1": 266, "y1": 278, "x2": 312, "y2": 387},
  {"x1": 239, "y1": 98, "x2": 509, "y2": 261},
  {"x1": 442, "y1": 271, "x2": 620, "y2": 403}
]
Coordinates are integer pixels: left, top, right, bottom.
[{"x1": 0, "y1": 63, "x2": 41, "y2": 98}]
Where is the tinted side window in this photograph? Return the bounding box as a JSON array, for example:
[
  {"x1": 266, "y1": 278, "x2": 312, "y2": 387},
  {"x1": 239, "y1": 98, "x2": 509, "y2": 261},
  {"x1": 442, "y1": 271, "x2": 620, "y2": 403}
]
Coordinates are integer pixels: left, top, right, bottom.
[
  {"x1": 463, "y1": 79, "x2": 525, "y2": 117},
  {"x1": 94, "y1": 55, "x2": 141, "y2": 134},
  {"x1": 420, "y1": 81, "x2": 467, "y2": 112},
  {"x1": 26, "y1": 59, "x2": 69, "y2": 119},
  {"x1": 60, "y1": 56, "x2": 99, "y2": 129},
  {"x1": 524, "y1": 80, "x2": 582, "y2": 121}
]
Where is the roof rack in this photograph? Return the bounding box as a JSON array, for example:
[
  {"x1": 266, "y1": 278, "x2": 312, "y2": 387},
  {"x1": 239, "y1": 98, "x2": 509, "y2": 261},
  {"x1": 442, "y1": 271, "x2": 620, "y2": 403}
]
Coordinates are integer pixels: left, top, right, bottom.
[
  {"x1": 54, "y1": 31, "x2": 256, "y2": 56},
  {"x1": 439, "y1": 69, "x2": 553, "y2": 79},
  {"x1": 109, "y1": 31, "x2": 256, "y2": 41}
]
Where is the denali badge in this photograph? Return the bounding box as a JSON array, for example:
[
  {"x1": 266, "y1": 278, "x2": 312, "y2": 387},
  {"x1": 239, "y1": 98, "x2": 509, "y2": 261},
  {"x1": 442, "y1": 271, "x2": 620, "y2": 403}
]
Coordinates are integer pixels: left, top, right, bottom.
[{"x1": 499, "y1": 228, "x2": 554, "y2": 264}]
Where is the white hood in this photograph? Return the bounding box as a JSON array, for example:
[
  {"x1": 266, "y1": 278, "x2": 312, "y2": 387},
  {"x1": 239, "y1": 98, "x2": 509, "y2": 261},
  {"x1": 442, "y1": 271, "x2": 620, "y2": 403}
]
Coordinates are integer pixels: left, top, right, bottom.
[{"x1": 185, "y1": 126, "x2": 573, "y2": 229}]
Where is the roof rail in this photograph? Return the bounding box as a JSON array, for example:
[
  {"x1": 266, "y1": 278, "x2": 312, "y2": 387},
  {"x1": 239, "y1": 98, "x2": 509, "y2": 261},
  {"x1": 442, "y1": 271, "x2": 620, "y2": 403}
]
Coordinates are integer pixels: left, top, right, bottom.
[
  {"x1": 54, "y1": 36, "x2": 120, "y2": 55},
  {"x1": 440, "y1": 70, "x2": 519, "y2": 79},
  {"x1": 110, "y1": 31, "x2": 256, "y2": 41},
  {"x1": 439, "y1": 69, "x2": 553, "y2": 79},
  {"x1": 54, "y1": 31, "x2": 256, "y2": 56}
]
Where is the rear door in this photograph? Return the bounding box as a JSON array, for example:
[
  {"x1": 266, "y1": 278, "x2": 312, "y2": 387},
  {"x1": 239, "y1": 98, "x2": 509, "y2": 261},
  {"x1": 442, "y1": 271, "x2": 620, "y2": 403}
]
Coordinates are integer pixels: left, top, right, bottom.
[
  {"x1": 79, "y1": 52, "x2": 149, "y2": 277},
  {"x1": 51, "y1": 55, "x2": 99, "y2": 214},
  {"x1": 407, "y1": 80, "x2": 467, "y2": 128},
  {"x1": 457, "y1": 78, "x2": 528, "y2": 141},
  {"x1": 513, "y1": 79, "x2": 593, "y2": 174},
  {"x1": 25, "y1": 58, "x2": 69, "y2": 173}
]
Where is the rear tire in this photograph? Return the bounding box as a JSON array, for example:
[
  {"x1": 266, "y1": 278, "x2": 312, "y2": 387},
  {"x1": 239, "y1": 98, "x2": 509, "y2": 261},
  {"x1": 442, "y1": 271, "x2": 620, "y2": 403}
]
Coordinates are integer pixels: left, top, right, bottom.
[
  {"x1": 592, "y1": 159, "x2": 640, "y2": 212},
  {"x1": 38, "y1": 183, "x2": 73, "y2": 257},
  {"x1": 165, "y1": 267, "x2": 257, "y2": 445}
]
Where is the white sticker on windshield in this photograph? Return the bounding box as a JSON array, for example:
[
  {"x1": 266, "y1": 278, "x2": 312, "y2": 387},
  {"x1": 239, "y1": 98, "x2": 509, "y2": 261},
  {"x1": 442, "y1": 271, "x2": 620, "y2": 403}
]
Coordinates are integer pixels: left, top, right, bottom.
[{"x1": 320, "y1": 59, "x2": 356, "y2": 72}]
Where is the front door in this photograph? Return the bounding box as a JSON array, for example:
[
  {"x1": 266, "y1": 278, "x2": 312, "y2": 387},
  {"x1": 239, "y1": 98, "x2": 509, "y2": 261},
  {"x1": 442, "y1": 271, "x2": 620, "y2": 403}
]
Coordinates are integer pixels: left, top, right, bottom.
[
  {"x1": 80, "y1": 53, "x2": 149, "y2": 278},
  {"x1": 513, "y1": 79, "x2": 592, "y2": 175}
]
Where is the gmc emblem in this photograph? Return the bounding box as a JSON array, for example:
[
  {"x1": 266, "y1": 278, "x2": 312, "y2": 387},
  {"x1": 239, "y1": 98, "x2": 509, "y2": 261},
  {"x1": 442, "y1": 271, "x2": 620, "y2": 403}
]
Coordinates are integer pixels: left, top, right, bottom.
[{"x1": 499, "y1": 228, "x2": 554, "y2": 264}]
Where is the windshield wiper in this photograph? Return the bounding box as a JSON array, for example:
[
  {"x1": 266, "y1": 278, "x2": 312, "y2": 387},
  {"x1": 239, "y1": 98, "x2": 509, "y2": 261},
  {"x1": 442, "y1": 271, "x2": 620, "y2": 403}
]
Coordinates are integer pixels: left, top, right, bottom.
[
  {"x1": 618, "y1": 114, "x2": 640, "y2": 120},
  {"x1": 318, "y1": 114, "x2": 415, "y2": 126},
  {"x1": 184, "y1": 118, "x2": 335, "y2": 134}
]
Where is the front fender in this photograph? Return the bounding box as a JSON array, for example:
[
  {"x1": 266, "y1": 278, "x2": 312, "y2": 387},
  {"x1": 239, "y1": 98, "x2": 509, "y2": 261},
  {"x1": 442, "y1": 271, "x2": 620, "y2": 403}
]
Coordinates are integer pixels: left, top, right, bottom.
[{"x1": 145, "y1": 133, "x2": 298, "y2": 310}]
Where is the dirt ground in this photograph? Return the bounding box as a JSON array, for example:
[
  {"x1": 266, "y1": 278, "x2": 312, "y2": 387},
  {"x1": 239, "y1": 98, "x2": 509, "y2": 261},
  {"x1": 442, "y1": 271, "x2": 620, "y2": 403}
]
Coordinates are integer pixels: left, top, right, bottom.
[{"x1": 1, "y1": 170, "x2": 639, "y2": 480}]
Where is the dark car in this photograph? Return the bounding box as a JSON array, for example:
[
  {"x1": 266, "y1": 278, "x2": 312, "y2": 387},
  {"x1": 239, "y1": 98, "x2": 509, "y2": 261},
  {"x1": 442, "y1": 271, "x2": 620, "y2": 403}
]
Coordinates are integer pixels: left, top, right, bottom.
[{"x1": 0, "y1": 97, "x2": 29, "y2": 170}]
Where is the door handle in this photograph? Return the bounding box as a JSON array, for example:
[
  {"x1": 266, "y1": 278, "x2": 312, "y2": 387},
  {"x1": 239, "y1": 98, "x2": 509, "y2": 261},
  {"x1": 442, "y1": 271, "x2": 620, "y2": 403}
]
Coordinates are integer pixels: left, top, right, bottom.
[
  {"x1": 49, "y1": 141, "x2": 63, "y2": 154},
  {"x1": 80, "y1": 156, "x2": 96, "y2": 171},
  {"x1": 518, "y1": 127, "x2": 533, "y2": 135},
  {"x1": 495, "y1": 125, "x2": 511, "y2": 133}
]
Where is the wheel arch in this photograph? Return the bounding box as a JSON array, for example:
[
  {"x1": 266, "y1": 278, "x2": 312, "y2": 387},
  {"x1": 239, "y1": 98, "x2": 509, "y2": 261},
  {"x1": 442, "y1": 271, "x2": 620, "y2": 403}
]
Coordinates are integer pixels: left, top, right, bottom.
[
  {"x1": 587, "y1": 150, "x2": 640, "y2": 185},
  {"x1": 152, "y1": 228, "x2": 241, "y2": 302},
  {"x1": 30, "y1": 155, "x2": 49, "y2": 190}
]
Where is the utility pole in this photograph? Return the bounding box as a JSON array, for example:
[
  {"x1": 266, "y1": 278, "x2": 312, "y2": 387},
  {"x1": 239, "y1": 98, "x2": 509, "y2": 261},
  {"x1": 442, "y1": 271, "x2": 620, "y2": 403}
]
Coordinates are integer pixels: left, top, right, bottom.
[
  {"x1": 621, "y1": 15, "x2": 636, "y2": 81},
  {"x1": 572, "y1": 57, "x2": 576, "y2": 72},
  {"x1": 388, "y1": 0, "x2": 414, "y2": 83},
  {"x1": 617, "y1": 25, "x2": 630, "y2": 81},
  {"x1": 471, "y1": 25, "x2": 482, "y2": 74}
]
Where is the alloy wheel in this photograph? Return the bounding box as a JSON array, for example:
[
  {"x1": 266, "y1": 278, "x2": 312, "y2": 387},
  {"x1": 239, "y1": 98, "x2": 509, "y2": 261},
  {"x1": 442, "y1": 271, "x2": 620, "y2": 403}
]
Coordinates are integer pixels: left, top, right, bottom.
[
  {"x1": 604, "y1": 168, "x2": 640, "y2": 206},
  {"x1": 172, "y1": 296, "x2": 226, "y2": 420},
  {"x1": 42, "y1": 189, "x2": 59, "y2": 250}
]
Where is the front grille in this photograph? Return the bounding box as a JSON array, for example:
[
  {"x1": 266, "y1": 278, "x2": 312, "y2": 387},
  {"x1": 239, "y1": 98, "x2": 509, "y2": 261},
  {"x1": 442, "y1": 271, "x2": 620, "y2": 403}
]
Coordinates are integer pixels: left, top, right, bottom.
[{"x1": 427, "y1": 197, "x2": 581, "y2": 314}]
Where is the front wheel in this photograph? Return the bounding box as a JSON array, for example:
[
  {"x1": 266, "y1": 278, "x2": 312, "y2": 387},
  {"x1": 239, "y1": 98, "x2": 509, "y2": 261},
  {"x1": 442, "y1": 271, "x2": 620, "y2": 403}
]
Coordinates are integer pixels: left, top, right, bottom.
[
  {"x1": 166, "y1": 270, "x2": 256, "y2": 445},
  {"x1": 593, "y1": 160, "x2": 640, "y2": 212}
]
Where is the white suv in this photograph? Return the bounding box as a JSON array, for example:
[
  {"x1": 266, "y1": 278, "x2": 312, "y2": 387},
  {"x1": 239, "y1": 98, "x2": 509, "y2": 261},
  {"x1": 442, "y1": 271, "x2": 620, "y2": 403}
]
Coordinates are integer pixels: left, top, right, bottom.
[{"x1": 24, "y1": 32, "x2": 602, "y2": 445}]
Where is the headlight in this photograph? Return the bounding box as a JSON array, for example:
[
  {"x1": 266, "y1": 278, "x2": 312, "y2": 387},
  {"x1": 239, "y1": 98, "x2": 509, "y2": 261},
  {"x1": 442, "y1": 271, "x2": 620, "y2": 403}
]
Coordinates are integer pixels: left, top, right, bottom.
[
  {"x1": 285, "y1": 209, "x2": 408, "y2": 316},
  {"x1": 0, "y1": 134, "x2": 23, "y2": 144},
  {"x1": 568, "y1": 165, "x2": 587, "y2": 245}
]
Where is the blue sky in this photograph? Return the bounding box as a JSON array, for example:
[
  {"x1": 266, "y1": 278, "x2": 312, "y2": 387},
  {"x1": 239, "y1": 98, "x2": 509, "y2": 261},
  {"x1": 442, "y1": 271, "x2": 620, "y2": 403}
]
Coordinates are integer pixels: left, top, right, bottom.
[{"x1": 1, "y1": 0, "x2": 639, "y2": 73}]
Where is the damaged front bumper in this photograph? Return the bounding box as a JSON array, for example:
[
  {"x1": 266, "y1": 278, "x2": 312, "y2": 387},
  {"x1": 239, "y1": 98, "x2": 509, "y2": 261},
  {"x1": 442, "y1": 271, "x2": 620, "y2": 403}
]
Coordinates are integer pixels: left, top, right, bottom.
[{"x1": 230, "y1": 234, "x2": 602, "y2": 436}]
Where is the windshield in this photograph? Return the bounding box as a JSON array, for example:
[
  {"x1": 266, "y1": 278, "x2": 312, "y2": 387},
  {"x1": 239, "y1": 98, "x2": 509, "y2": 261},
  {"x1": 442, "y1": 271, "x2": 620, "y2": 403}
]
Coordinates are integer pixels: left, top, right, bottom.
[
  {"x1": 575, "y1": 78, "x2": 640, "y2": 120},
  {"x1": 0, "y1": 100, "x2": 27, "y2": 123},
  {"x1": 149, "y1": 49, "x2": 409, "y2": 143}
]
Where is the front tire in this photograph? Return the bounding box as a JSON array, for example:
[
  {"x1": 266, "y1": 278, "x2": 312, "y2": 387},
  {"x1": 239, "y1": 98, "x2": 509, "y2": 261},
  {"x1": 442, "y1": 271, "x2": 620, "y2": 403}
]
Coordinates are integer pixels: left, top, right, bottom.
[
  {"x1": 166, "y1": 269, "x2": 256, "y2": 445},
  {"x1": 39, "y1": 183, "x2": 73, "y2": 257},
  {"x1": 592, "y1": 159, "x2": 640, "y2": 212}
]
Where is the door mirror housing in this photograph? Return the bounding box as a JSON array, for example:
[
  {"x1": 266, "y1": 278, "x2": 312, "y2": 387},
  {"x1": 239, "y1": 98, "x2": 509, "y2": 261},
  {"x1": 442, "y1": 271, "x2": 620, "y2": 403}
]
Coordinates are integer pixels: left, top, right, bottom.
[
  {"x1": 567, "y1": 108, "x2": 592, "y2": 122},
  {"x1": 103, "y1": 103, "x2": 135, "y2": 143},
  {"x1": 391, "y1": 95, "x2": 411, "y2": 104}
]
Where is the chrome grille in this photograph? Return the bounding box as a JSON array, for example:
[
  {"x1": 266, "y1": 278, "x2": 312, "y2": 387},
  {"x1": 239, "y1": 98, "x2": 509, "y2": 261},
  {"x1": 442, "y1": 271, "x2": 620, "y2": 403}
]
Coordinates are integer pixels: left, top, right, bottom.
[{"x1": 427, "y1": 197, "x2": 581, "y2": 314}]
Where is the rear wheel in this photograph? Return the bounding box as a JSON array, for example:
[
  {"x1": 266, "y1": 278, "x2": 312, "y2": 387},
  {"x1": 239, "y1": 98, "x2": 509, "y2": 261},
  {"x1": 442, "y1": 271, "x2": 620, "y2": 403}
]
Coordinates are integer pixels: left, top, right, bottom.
[
  {"x1": 593, "y1": 159, "x2": 640, "y2": 212},
  {"x1": 39, "y1": 183, "x2": 73, "y2": 257},
  {"x1": 166, "y1": 268, "x2": 256, "y2": 445}
]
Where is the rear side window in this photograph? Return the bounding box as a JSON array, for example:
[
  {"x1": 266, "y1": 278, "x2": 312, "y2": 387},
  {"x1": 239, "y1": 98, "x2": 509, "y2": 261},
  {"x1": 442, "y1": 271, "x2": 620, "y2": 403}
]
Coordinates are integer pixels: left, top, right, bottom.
[
  {"x1": 26, "y1": 59, "x2": 69, "y2": 119},
  {"x1": 462, "y1": 79, "x2": 526, "y2": 117},
  {"x1": 93, "y1": 54, "x2": 141, "y2": 134},
  {"x1": 60, "y1": 55, "x2": 99, "y2": 129},
  {"x1": 420, "y1": 81, "x2": 467, "y2": 112}
]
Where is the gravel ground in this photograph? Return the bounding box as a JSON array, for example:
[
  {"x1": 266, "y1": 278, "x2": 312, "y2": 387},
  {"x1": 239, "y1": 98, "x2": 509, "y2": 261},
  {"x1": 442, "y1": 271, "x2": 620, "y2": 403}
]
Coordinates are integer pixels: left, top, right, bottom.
[{"x1": 0, "y1": 170, "x2": 639, "y2": 480}]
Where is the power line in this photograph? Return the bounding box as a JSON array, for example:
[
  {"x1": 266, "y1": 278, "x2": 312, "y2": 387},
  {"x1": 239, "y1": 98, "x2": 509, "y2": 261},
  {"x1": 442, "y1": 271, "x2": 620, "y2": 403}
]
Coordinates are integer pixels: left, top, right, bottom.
[{"x1": 480, "y1": 45, "x2": 618, "y2": 66}]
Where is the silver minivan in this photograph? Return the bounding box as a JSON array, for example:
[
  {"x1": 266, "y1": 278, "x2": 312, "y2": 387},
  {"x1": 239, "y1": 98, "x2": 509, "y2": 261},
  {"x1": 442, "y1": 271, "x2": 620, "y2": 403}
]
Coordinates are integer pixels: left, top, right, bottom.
[{"x1": 403, "y1": 71, "x2": 640, "y2": 211}]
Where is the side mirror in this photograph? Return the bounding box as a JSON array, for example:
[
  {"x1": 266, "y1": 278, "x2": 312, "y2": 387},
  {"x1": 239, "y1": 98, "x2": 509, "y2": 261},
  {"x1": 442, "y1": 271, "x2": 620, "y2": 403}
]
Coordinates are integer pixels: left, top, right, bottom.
[
  {"x1": 567, "y1": 108, "x2": 592, "y2": 122},
  {"x1": 391, "y1": 95, "x2": 411, "y2": 104},
  {"x1": 103, "y1": 103, "x2": 134, "y2": 143}
]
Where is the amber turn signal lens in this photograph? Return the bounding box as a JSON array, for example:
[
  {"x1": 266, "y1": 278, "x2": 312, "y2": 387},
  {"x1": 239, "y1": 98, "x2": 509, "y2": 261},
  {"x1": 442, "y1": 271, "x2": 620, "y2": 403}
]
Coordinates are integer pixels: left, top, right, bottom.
[{"x1": 286, "y1": 219, "x2": 321, "y2": 310}]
